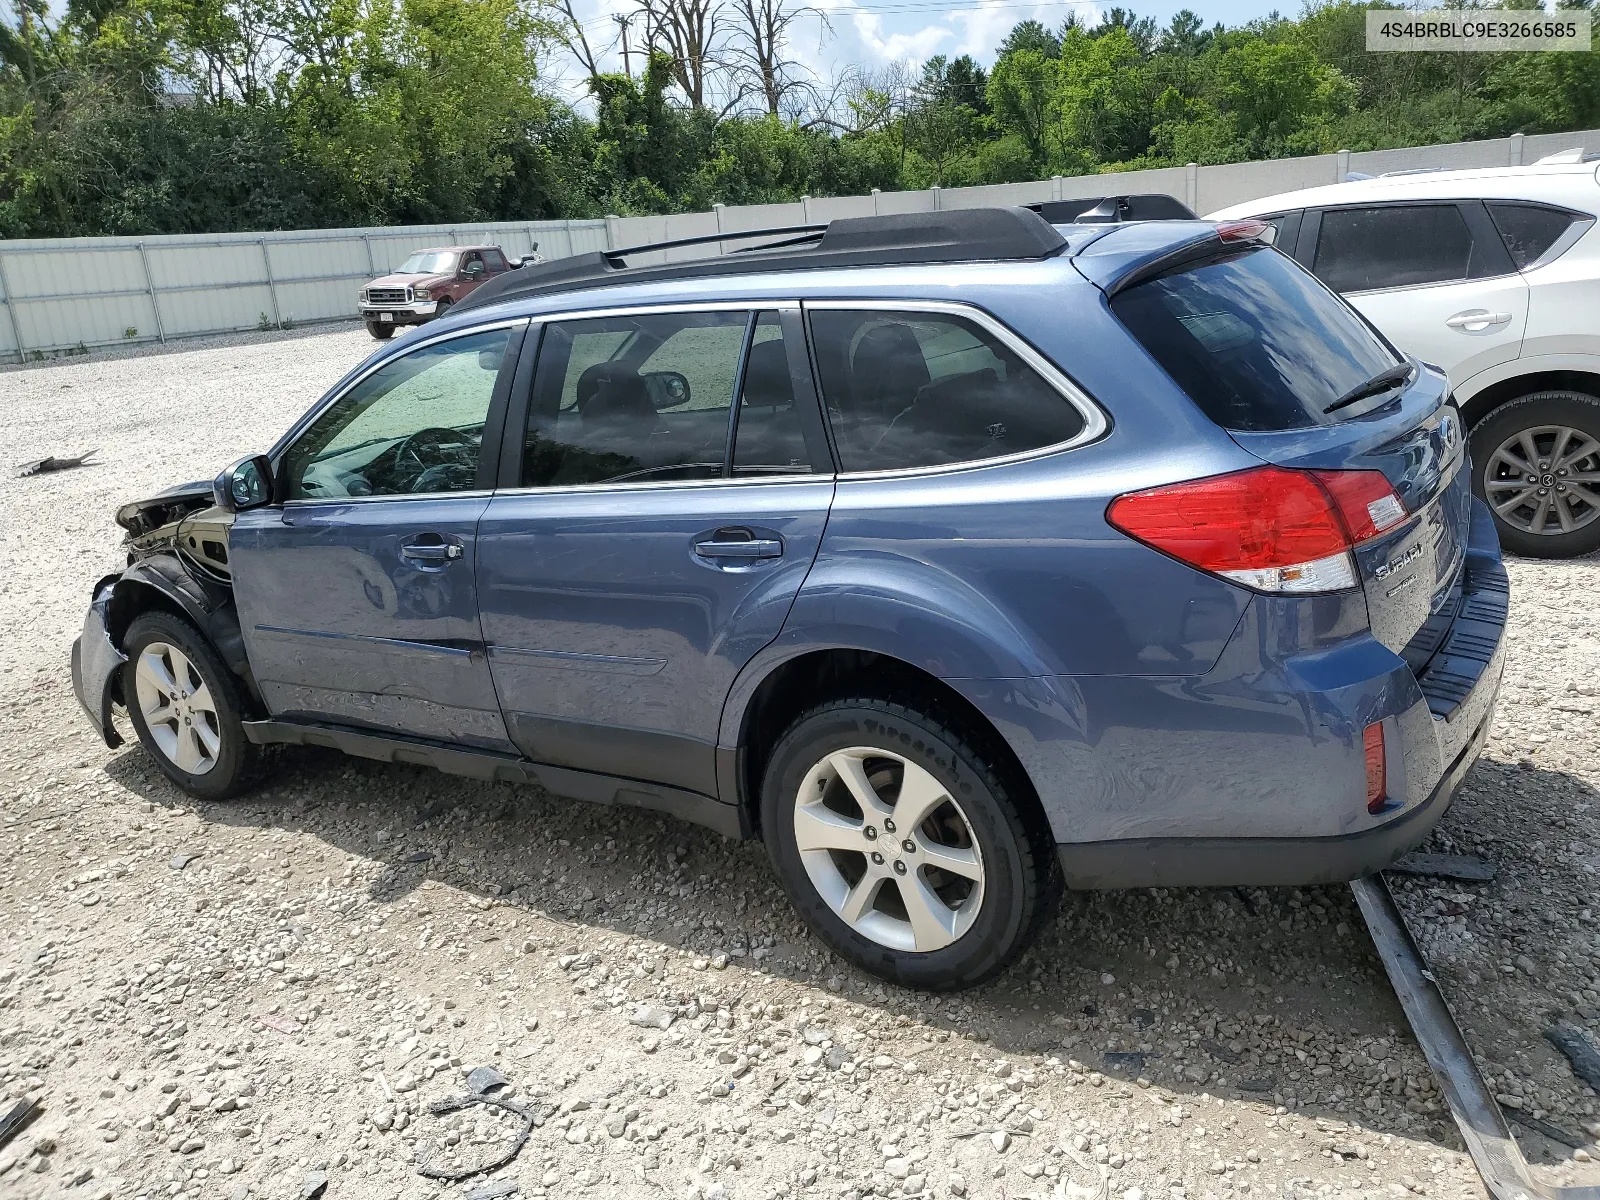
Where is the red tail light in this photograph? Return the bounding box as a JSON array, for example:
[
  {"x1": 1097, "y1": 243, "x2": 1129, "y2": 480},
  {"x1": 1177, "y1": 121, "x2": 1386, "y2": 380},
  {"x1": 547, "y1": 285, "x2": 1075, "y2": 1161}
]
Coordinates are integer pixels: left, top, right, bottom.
[
  {"x1": 1215, "y1": 218, "x2": 1273, "y2": 244},
  {"x1": 1107, "y1": 465, "x2": 1407, "y2": 594},
  {"x1": 1363, "y1": 722, "x2": 1387, "y2": 813}
]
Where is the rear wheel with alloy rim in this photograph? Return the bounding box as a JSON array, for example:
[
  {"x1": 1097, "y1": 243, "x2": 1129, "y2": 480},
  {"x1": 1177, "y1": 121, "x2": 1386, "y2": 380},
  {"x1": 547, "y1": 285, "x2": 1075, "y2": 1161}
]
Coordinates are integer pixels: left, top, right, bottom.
[
  {"x1": 123, "y1": 611, "x2": 265, "y2": 801},
  {"x1": 761, "y1": 697, "x2": 1057, "y2": 990},
  {"x1": 1471, "y1": 390, "x2": 1600, "y2": 558}
]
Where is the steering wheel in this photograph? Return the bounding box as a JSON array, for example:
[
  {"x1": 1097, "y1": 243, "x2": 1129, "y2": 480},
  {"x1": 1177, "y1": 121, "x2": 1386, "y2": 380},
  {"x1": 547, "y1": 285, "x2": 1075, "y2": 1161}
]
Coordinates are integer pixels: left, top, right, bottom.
[{"x1": 393, "y1": 427, "x2": 476, "y2": 491}]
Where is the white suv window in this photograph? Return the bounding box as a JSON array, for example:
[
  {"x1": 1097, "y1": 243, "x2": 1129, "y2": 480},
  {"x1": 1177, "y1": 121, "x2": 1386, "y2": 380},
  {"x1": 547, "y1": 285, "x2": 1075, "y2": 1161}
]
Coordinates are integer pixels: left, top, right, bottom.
[
  {"x1": 1314, "y1": 204, "x2": 1478, "y2": 293},
  {"x1": 1487, "y1": 202, "x2": 1587, "y2": 269}
]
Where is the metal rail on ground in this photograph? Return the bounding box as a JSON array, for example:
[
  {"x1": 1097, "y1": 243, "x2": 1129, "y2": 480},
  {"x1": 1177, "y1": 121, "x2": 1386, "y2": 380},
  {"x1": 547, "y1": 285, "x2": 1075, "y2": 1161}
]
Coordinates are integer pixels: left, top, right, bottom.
[{"x1": 1352, "y1": 874, "x2": 1600, "y2": 1200}]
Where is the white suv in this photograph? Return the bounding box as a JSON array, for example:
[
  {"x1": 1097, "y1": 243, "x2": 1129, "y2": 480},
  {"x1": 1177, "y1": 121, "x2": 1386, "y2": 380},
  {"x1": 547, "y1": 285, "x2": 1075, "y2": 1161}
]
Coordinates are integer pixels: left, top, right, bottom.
[{"x1": 1211, "y1": 156, "x2": 1600, "y2": 557}]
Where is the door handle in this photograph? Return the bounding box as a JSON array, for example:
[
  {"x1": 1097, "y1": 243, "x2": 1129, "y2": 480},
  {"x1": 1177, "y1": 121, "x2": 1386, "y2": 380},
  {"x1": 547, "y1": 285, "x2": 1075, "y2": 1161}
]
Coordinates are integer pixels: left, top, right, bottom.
[
  {"x1": 401, "y1": 540, "x2": 463, "y2": 563},
  {"x1": 1445, "y1": 310, "x2": 1512, "y2": 330},
  {"x1": 694, "y1": 535, "x2": 782, "y2": 560}
]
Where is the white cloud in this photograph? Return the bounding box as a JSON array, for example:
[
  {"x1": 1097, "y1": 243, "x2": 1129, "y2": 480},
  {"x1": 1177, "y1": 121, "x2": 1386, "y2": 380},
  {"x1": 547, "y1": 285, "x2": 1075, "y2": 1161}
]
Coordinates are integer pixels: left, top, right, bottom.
[
  {"x1": 849, "y1": 9, "x2": 953, "y2": 63},
  {"x1": 949, "y1": 0, "x2": 1101, "y2": 61}
]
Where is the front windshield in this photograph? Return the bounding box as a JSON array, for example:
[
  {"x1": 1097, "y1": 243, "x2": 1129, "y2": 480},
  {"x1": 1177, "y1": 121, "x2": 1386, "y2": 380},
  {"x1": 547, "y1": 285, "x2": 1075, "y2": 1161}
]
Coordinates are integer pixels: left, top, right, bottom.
[{"x1": 395, "y1": 251, "x2": 457, "y2": 275}]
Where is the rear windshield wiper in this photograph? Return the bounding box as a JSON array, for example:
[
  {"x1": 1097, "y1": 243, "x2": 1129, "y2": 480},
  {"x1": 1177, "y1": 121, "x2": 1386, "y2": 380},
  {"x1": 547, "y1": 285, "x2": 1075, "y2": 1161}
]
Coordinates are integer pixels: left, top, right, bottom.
[{"x1": 1325, "y1": 362, "x2": 1414, "y2": 415}]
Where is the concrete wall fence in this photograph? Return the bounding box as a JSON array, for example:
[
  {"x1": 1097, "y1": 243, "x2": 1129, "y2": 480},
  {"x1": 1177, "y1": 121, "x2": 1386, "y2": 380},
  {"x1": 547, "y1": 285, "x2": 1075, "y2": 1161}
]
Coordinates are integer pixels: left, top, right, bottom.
[{"x1": 2, "y1": 127, "x2": 1597, "y2": 361}]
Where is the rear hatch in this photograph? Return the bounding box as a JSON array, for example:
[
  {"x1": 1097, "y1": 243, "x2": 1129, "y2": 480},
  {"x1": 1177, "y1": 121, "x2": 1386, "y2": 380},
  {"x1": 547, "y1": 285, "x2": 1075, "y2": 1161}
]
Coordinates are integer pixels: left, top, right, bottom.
[{"x1": 1098, "y1": 234, "x2": 1472, "y2": 673}]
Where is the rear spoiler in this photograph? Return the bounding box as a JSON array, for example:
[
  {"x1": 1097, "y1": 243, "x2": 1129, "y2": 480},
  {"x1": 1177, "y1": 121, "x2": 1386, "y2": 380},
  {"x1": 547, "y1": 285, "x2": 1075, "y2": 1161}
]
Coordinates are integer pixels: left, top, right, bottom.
[
  {"x1": 1027, "y1": 194, "x2": 1199, "y2": 224},
  {"x1": 1070, "y1": 218, "x2": 1279, "y2": 295}
]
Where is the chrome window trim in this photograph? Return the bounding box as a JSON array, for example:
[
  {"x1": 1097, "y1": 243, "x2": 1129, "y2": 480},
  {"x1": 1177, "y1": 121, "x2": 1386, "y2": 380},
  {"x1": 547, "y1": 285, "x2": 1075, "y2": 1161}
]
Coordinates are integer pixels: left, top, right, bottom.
[
  {"x1": 489, "y1": 301, "x2": 827, "y2": 498},
  {"x1": 280, "y1": 489, "x2": 496, "y2": 509},
  {"x1": 272, "y1": 317, "x2": 531, "y2": 457},
  {"x1": 801, "y1": 298, "x2": 1109, "y2": 481}
]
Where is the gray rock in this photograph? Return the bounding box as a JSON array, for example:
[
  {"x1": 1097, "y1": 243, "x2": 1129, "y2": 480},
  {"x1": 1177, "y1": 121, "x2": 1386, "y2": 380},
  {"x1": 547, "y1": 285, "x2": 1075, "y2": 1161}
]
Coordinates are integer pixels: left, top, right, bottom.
[
  {"x1": 629, "y1": 1005, "x2": 676, "y2": 1031},
  {"x1": 467, "y1": 1065, "x2": 510, "y2": 1094}
]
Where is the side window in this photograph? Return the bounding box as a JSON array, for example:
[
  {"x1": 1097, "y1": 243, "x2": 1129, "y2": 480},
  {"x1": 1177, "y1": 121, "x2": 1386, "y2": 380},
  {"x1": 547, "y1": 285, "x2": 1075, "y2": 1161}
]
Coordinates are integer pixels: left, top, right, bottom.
[
  {"x1": 522, "y1": 312, "x2": 747, "y2": 488},
  {"x1": 461, "y1": 251, "x2": 484, "y2": 276},
  {"x1": 281, "y1": 328, "x2": 510, "y2": 500},
  {"x1": 807, "y1": 309, "x2": 1085, "y2": 472},
  {"x1": 732, "y1": 313, "x2": 813, "y2": 477},
  {"x1": 1488, "y1": 202, "x2": 1586, "y2": 269},
  {"x1": 1313, "y1": 205, "x2": 1476, "y2": 293},
  {"x1": 483, "y1": 249, "x2": 509, "y2": 272},
  {"x1": 1260, "y1": 210, "x2": 1302, "y2": 257}
]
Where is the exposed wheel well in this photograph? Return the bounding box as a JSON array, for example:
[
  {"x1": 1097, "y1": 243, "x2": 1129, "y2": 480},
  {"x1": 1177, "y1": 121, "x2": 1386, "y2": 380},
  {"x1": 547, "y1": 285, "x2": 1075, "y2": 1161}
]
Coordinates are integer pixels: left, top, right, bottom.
[
  {"x1": 1460, "y1": 370, "x2": 1600, "y2": 430},
  {"x1": 736, "y1": 648, "x2": 1041, "y2": 839},
  {"x1": 105, "y1": 579, "x2": 187, "y2": 649},
  {"x1": 106, "y1": 576, "x2": 263, "y2": 715}
]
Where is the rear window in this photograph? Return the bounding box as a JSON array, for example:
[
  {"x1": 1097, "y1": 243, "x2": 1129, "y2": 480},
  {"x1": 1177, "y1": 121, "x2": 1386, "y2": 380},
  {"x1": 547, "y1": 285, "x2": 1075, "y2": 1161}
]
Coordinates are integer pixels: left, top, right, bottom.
[
  {"x1": 1110, "y1": 246, "x2": 1401, "y2": 432},
  {"x1": 1487, "y1": 202, "x2": 1586, "y2": 268}
]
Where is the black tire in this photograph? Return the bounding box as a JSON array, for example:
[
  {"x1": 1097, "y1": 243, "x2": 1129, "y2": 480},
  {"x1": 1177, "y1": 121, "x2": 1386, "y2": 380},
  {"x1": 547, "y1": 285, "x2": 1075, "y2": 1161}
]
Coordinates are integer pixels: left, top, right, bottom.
[
  {"x1": 1469, "y1": 390, "x2": 1600, "y2": 558},
  {"x1": 366, "y1": 321, "x2": 395, "y2": 340},
  {"x1": 431, "y1": 297, "x2": 452, "y2": 322},
  {"x1": 760, "y1": 696, "x2": 1058, "y2": 991},
  {"x1": 122, "y1": 611, "x2": 267, "y2": 801}
]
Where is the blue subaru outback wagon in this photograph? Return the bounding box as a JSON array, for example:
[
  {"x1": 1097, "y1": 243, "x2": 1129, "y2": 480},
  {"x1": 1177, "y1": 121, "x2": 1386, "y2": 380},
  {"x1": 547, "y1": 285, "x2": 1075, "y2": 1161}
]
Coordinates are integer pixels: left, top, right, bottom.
[{"x1": 72, "y1": 207, "x2": 1507, "y2": 990}]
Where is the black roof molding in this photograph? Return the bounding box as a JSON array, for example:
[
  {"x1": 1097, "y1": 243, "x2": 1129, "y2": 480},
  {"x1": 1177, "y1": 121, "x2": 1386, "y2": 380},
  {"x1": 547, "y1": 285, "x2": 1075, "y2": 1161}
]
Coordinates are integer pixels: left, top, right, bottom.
[{"x1": 454, "y1": 207, "x2": 1068, "y2": 314}]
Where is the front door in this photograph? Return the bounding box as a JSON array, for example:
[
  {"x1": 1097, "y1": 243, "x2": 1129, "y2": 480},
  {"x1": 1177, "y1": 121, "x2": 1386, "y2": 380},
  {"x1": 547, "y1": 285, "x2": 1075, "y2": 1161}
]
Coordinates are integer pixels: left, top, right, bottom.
[
  {"x1": 1305, "y1": 201, "x2": 1529, "y2": 386},
  {"x1": 476, "y1": 306, "x2": 835, "y2": 797},
  {"x1": 231, "y1": 322, "x2": 525, "y2": 748}
]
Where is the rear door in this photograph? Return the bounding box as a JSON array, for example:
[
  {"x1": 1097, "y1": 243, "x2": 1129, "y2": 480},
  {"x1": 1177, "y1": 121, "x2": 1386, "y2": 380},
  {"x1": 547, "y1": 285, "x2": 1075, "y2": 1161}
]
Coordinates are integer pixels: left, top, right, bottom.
[
  {"x1": 1303, "y1": 201, "x2": 1528, "y2": 385},
  {"x1": 475, "y1": 304, "x2": 835, "y2": 798}
]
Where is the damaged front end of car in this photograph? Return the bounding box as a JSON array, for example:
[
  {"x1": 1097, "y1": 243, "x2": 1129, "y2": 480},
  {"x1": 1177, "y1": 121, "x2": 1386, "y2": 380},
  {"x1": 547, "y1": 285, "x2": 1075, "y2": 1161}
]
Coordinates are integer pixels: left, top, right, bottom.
[{"x1": 71, "y1": 474, "x2": 254, "y2": 747}]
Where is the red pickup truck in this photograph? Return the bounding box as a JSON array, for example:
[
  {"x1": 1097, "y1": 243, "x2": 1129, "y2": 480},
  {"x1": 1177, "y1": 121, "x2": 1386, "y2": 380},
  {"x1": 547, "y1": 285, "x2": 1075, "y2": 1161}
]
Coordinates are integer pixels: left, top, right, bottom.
[{"x1": 357, "y1": 244, "x2": 533, "y2": 340}]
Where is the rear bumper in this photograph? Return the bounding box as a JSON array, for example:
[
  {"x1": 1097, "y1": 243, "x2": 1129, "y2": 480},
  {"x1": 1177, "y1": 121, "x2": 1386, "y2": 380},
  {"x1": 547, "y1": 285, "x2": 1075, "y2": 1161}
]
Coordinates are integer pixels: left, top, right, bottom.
[
  {"x1": 71, "y1": 578, "x2": 127, "y2": 748},
  {"x1": 957, "y1": 499, "x2": 1508, "y2": 888},
  {"x1": 1056, "y1": 693, "x2": 1494, "y2": 888}
]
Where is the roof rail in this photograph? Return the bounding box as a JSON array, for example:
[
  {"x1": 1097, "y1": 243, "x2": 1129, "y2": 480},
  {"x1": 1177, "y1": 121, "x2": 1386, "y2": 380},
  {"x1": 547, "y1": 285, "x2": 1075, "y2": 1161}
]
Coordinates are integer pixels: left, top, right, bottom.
[
  {"x1": 453, "y1": 207, "x2": 1068, "y2": 315},
  {"x1": 1026, "y1": 194, "x2": 1199, "y2": 224},
  {"x1": 604, "y1": 224, "x2": 826, "y2": 267}
]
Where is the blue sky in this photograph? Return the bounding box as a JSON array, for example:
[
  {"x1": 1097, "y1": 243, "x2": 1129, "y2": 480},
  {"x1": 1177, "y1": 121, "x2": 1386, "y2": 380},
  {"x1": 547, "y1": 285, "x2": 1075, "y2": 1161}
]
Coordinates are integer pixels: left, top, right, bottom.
[{"x1": 546, "y1": 0, "x2": 1293, "y2": 107}]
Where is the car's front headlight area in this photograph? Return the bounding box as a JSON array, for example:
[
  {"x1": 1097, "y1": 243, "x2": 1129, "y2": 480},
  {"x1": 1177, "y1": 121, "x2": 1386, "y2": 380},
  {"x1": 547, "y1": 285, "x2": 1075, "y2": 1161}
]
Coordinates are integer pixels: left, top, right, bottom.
[
  {"x1": 414, "y1": 287, "x2": 431, "y2": 302},
  {"x1": 359, "y1": 288, "x2": 369, "y2": 304}
]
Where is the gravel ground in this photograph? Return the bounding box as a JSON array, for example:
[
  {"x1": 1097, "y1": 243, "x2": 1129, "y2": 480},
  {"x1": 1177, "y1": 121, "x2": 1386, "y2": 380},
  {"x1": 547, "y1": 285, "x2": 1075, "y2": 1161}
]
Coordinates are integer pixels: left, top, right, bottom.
[{"x1": 2, "y1": 327, "x2": 1598, "y2": 1200}]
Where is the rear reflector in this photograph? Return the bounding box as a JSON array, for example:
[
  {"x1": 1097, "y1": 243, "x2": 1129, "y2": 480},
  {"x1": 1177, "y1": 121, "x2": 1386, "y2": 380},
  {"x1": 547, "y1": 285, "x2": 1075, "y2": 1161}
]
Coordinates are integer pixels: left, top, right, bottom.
[
  {"x1": 1363, "y1": 722, "x2": 1387, "y2": 813},
  {"x1": 1107, "y1": 465, "x2": 1408, "y2": 594}
]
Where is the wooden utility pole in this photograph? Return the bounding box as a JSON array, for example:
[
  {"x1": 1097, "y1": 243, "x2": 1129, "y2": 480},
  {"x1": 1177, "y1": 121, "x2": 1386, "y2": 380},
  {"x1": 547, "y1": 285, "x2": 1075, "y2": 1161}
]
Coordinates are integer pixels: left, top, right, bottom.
[{"x1": 614, "y1": 13, "x2": 634, "y2": 76}]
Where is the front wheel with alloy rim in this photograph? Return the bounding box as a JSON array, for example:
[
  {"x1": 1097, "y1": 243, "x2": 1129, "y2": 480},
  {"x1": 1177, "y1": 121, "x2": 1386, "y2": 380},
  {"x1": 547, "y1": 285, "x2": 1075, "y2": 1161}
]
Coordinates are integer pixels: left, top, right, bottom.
[
  {"x1": 1470, "y1": 390, "x2": 1600, "y2": 558},
  {"x1": 123, "y1": 611, "x2": 266, "y2": 801},
  {"x1": 761, "y1": 697, "x2": 1057, "y2": 990}
]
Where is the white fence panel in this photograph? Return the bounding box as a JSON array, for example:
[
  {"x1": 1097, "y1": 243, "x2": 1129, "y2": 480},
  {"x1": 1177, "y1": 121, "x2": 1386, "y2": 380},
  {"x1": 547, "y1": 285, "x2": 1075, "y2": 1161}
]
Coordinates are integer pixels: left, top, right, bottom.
[
  {"x1": 872, "y1": 189, "x2": 939, "y2": 216},
  {"x1": 803, "y1": 194, "x2": 878, "y2": 222},
  {"x1": 1198, "y1": 155, "x2": 1339, "y2": 214},
  {"x1": 940, "y1": 180, "x2": 1054, "y2": 209}
]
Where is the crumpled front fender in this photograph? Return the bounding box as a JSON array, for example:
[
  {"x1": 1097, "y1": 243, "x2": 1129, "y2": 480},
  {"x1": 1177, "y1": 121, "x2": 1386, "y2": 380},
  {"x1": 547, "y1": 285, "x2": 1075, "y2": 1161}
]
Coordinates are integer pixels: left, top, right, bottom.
[{"x1": 71, "y1": 575, "x2": 128, "y2": 748}]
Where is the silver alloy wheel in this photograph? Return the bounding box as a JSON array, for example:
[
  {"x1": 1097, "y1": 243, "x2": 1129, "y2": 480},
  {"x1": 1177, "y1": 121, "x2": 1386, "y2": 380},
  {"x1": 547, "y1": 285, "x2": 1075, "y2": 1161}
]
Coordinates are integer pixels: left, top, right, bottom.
[
  {"x1": 133, "y1": 641, "x2": 222, "y2": 775},
  {"x1": 792, "y1": 747, "x2": 985, "y2": 953},
  {"x1": 1484, "y1": 425, "x2": 1600, "y2": 536}
]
